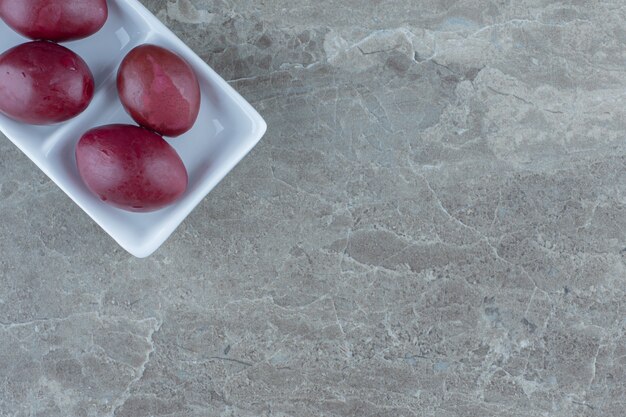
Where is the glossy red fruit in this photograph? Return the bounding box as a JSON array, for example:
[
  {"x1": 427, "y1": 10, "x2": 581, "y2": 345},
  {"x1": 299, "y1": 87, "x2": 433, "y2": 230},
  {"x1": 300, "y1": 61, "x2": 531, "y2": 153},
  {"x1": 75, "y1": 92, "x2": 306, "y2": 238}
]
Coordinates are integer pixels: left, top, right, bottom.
[
  {"x1": 117, "y1": 44, "x2": 201, "y2": 137},
  {"x1": 0, "y1": 41, "x2": 94, "y2": 124},
  {"x1": 0, "y1": 0, "x2": 108, "y2": 42},
  {"x1": 76, "y1": 124, "x2": 188, "y2": 212}
]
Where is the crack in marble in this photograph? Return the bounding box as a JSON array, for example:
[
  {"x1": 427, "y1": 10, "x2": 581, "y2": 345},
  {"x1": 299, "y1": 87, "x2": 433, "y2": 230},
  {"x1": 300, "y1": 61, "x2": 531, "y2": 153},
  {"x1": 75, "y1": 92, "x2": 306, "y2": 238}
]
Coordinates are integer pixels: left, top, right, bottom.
[
  {"x1": 108, "y1": 318, "x2": 162, "y2": 417},
  {"x1": 0, "y1": 312, "x2": 99, "y2": 329},
  {"x1": 418, "y1": 172, "x2": 557, "y2": 306},
  {"x1": 469, "y1": 18, "x2": 594, "y2": 38}
]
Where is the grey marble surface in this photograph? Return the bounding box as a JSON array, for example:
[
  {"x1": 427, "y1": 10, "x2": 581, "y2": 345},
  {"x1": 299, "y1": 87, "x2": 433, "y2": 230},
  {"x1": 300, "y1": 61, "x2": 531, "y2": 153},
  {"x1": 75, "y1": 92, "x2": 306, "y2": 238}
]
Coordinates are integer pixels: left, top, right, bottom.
[{"x1": 1, "y1": 0, "x2": 626, "y2": 416}]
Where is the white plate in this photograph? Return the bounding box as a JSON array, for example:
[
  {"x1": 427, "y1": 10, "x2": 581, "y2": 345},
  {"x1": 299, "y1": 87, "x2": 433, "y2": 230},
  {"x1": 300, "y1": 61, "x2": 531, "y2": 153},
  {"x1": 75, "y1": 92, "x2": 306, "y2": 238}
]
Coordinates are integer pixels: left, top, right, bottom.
[{"x1": 0, "y1": 0, "x2": 267, "y2": 257}]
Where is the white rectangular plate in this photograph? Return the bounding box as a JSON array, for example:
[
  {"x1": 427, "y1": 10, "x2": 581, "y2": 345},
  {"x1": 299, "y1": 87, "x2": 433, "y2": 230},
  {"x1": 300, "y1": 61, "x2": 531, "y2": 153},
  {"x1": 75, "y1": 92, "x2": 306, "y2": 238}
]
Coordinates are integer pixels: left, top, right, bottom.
[{"x1": 0, "y1": 0, "x2": 267, "y2": 257}]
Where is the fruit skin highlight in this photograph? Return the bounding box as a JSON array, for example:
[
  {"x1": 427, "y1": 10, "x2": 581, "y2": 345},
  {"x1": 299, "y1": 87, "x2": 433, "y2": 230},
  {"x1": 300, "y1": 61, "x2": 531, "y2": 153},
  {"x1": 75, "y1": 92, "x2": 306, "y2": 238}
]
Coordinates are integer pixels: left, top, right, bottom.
[
  {"x1": 76, "y1": 124, "x2": 188, "y2": 212},
  {"x1": 117, "y1": 44, "x2": 201, "y2": 137},
  {"x1": 0, "y1": 0, "x2": 108, "y2": 42},
  {"x1": 0, "y1": 41, "x2": 94, "y2": 124}
]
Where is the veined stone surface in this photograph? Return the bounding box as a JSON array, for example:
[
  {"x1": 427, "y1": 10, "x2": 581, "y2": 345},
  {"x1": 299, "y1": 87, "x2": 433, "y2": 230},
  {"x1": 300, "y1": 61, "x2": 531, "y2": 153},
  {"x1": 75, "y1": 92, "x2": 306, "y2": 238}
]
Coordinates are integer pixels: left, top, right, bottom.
[{"x1": 1, "y1": 0, "x2": 625, "y2": 416}]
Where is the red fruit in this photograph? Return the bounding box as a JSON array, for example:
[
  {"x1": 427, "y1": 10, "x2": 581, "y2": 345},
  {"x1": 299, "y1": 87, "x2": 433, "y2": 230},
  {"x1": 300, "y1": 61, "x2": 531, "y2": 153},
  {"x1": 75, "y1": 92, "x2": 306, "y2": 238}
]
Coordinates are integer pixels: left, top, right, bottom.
[
  {"x1": 117, "y1": 44, "x2": 201, "y2": 137},
  {"x1": 0, "y1": 0, "x2": 108, "y2": 42},
  {"x1": 0, "y1": 41, "x2": 94, "y2": 124},
  {"x1": 76, "y1": 124, "x2": 188, "y2": 212}
]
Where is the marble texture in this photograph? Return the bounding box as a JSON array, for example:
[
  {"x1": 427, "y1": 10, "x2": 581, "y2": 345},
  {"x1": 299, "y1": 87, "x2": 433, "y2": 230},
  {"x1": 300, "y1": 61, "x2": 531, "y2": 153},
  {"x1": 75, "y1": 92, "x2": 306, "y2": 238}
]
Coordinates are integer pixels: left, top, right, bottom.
[{"x1": 1, "y1": 0, "x2": 626, "y2": 416}]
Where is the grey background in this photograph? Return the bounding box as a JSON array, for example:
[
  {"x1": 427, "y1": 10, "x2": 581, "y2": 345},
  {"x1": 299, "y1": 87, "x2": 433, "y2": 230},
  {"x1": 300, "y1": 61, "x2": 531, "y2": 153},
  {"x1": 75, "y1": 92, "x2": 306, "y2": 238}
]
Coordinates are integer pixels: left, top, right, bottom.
[{"x1": 1, "y1": 0, "x2": 625, "y2": 416}]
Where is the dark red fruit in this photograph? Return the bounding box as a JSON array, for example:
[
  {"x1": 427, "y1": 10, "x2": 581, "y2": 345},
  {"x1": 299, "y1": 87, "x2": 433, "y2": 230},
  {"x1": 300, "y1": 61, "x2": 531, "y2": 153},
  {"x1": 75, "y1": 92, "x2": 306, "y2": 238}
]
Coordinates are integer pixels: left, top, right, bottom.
[
  {"x1": 117, "y1": 44, "x2": 201, "y2": 137},
  {"x1": 0, "y1": 0, "x2": 108, "y2": 42},
  {"x1": 76, "y1": 124, "x2": 188, "y2": 212},
  {"x1": 0, "y1": 41, "x2": 94, "y2": 124}
]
